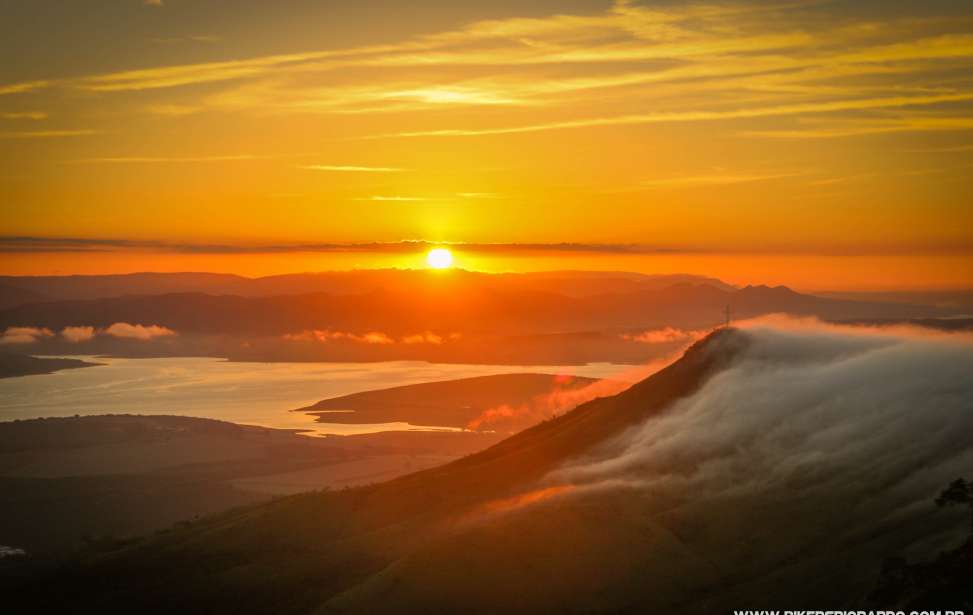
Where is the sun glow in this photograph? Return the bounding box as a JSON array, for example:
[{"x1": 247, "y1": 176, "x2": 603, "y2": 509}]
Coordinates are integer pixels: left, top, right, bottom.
[{"x1": 427, "y1": 247, "x2": 453, "y2": 269}]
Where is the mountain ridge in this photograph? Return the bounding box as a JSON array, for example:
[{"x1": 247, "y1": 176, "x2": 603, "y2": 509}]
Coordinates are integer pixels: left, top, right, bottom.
[
  {"x1": 0, "y1": 283, "x2": 942, "y2": 337},
  {"x1": 0, "y1": 270, "x2": 737, "y2": 308}
]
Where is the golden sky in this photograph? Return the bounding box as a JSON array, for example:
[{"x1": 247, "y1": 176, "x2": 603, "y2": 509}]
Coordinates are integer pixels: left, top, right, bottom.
[{"x1": 1, "y1": 0, "x2": 971, "y2": 289}]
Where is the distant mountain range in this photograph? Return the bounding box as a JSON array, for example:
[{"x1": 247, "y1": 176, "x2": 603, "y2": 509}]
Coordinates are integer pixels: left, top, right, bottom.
[
  {"x1": 0, "y1": 274, "x2": 948, "y2": 336},
  {"x1": 0, "y1": 270, "x2": 736, "y2": 309},
  {"x1": 0, "y1": 270, "x2": 965, "y2": 365}
]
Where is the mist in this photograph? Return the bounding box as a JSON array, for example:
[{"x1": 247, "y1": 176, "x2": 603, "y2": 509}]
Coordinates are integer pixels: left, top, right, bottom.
[{"x1": 547, "y1": 318, "x2": 973, "y2": 567}]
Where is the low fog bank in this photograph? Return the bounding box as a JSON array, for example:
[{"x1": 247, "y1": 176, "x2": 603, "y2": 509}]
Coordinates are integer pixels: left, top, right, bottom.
[{"x1": 544, "y1": 318, "x2": 973, "y2": 602}]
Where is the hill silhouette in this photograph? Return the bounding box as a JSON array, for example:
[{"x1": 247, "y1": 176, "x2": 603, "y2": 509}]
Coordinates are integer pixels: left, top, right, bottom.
[
  {"x1": 0, "y1": 281, "x2": 937, "y2": 337},
  {"x1": 0, "y1": 270, "x2": 735, "y2": 308},
  {"x1": 0, "y1": 271, "x2": 952, "y2": 366},
  {"x1": 0, "y1": 415, "x2": 504, "y2": 562},
  {"x1": 0, "y1": 352, "x2": 99, "y2": 378}
]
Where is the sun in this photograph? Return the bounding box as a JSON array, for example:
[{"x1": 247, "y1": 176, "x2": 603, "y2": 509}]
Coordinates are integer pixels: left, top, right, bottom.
[{"x1": 426, "y1": 247, "x2": 453, "y2": 269}]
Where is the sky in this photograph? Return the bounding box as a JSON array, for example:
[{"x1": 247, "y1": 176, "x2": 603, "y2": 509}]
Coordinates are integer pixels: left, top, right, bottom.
[{"x1": 1, "y1": 0, "x2": 971, "y2": 289}]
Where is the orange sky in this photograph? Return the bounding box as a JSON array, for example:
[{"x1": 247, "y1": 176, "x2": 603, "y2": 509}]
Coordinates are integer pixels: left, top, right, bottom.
[{"x1": 1, "y1": 0, "x2": 971, "y2": 289}]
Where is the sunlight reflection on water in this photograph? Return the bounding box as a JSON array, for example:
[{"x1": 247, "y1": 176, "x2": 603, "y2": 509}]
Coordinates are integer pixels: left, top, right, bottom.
[{"x1": 0, "y1": 356, "x2": 633, "y2": 435}]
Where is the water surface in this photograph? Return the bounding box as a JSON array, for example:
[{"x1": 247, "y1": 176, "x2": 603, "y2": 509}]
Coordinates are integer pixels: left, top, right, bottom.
[{"x1": 0, "y1": 356, "x2": 633, "y2": 435}]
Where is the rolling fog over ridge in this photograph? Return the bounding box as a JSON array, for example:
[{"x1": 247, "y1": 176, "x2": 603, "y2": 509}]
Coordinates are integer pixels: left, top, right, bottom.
[{"x1": 553, "y1": 318, "x2": 973, "y2": 538}]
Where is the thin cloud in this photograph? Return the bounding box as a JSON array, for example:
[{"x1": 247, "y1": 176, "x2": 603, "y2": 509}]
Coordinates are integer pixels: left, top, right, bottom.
[
  {"x1": 0, "y1": 111, "x2": 47, "y2": 121},
  {"x1": 0, "y1": 236, "x2": 684, "y2": 255},
  {"x1": 354, "y1": 196, "x2": 438, "y2": 201},
  {"x1": 0, "y1": 326, "x2": 54, "y2": 345},
  {"x1": 1, "y1": 129, "x2": 97, "y2": 139},
  {"x1": 458, "y1": 192, "x2": 501, "y2": 199},
  {"x1": 621, "y1": 327, "x2": 707, "y2": 344},
  {"x1": 370, "y1": 92, "x2": 973, "y2": 139},
  {"x1": 638, "y1": 171, "x2": 798, "y2": 188},
  {"x1": 0, "y1": 80, "x2": 50, "y2": 96},
  {"x1": 103, "y1": 323, "x2": 176, "y2": 340},
  {"x1": 58, "y1": 3, "x2": 802, "y2": 95},
  {"x1": 745, "y1": 116, "x2": 973, "y2": 139},
  {"x1": 900, "y1": 143, "x2": 973, "y2": 153},
  {"x1": 20, "y1": 4, "x2": 965, "y2": 102},
  {"x1": 286, "y1": 329, "x2": 450, "y2": 346},
  {"x1": 61, "y1": 326, "x2": 96, "y2": 343},
  {"x1": 283, "y1": 329, "x2": 394, "y2": 345},
  {"x1": 79, "y1": 50, "x2": 338, "y2": 92},
  {"x1": 301, "y1": 165, "x2": 405, "y2": 173},
  {"x1": 3, "y1": 0, "x2": 971, "y2": 156},
  {"x1": 377, "y1": 87, "x2": 519, "y2": 106},
  {"x1": 144, "y1": 104, "x2": 202, "y2": 117},
  {"x1": 149, "y1": 36, "x2": 219, "y2": 44},
  {"x1": 73, "y1": 154, "x2": 267, "y2": 164},
  {"x1": 806, "y1": 172, "x2": 879, "y2": 187},
  {"x1": 1, "y1": 236, "x2": 970, "y2": 257}
]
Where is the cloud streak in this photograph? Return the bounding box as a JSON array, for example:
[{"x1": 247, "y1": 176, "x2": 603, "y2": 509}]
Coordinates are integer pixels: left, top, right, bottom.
[
  {"x1": 0, "y1": 129, "x2": 97, "y2": 139},
  {"x1": 2, "y1": 236, "x2": 969, "y2": 257},
  {"x1": 6, "y1": 1, "x2": 971, "y2": 134},
  {"x1": 371, "y1": 92, "x2": 973, "y2": 139},
  {"x1": 0, "y1": 236, "x2": 672, "y2": 255},
  {"x1": 73, "y1": 154, "x2": 268, "y2": 164},
  {"x1": 284, "y1": 329, "x2": 460, "y2": 345},
  {"x1": 300, "y1": 165, "x2": 405, "y2": 173},
  {"x1": 638, "y1": 172, "x2": 799, "y2": 188},
  {"x1": 0, "y1": 81, "x2": 50, "y2": 96},
  {"x1": 621, "y1": 327, "x2": 707, "y2": 344},
  {"x1": 282, "y1": 329, "x2": 394, "y2": 345},
  {"x1": 103, "y1": 323, "x2": 176, "y2": 340},
  {"x1": 0, "y1": 111, "x2": 47, "y2": 121}
]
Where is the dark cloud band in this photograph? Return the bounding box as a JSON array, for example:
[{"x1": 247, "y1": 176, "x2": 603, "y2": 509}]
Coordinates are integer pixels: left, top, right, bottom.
[{"x1": 2, "y1": 236, "x2": 970, "y2": 257}]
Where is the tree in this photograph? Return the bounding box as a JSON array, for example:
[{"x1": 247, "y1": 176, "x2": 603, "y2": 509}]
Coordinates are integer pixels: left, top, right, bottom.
[{"x1": 935, "y1": 478, "x2": 973, "y2": 534}]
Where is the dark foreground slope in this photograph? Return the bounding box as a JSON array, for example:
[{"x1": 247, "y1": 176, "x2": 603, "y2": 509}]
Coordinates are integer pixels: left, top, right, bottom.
[
  {"x1": 867, "y1": 537, "x2": 973, "y2": 611},
  {"x1": 0, "y1": 415, "x2": 502, "y2": 562},
  {"x1": 7, "y1": 329, "x2": 739, "y2": 614}
]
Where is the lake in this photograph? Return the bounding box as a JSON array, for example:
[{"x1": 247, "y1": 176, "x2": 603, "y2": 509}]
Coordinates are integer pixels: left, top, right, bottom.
[{"x1": 0, "y1": 356, "x2": 636, "y2": 435}]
